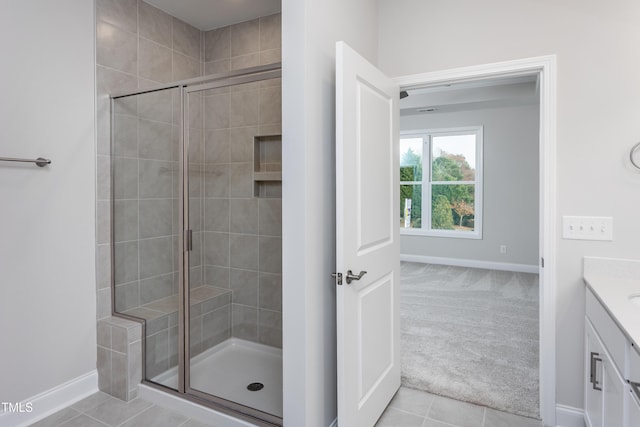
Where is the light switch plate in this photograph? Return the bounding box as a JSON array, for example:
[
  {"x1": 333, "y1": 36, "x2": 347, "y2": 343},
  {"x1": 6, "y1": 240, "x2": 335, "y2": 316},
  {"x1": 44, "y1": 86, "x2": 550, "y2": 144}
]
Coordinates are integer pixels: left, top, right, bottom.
[{"x1": 562, "y1": 216, "x2": 613, "y2": 241}]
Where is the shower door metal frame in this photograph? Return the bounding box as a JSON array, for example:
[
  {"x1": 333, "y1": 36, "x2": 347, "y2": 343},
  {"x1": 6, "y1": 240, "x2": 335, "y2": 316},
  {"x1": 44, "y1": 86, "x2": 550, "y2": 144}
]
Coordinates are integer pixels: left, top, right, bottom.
[{"x1": 109, "y1": 63, "x2": 283, "y2": 427}]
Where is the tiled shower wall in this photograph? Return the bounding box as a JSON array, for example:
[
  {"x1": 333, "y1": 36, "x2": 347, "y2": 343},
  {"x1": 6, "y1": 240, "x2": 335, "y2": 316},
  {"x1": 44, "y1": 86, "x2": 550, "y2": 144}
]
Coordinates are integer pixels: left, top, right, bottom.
[
  {"x1": 95, "y1": 0, "x2": 282, "y2": 399},
  {"x1": 198, "y1": 15, "x2": 283, "y2": 349}
]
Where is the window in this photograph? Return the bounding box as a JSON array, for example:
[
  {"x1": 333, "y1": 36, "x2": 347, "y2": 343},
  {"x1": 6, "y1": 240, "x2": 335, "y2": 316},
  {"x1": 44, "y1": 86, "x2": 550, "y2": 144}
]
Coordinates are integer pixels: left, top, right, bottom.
[{"x1": 400, "y1": 127, "x2": 483, "y2": 239}]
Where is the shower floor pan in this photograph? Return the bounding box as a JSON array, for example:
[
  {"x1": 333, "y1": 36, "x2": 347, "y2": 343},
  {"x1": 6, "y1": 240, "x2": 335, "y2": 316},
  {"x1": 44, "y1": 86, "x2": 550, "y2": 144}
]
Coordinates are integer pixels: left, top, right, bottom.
[{"x1": 152, "y1": 338, "x2": 283, "y2": 418}]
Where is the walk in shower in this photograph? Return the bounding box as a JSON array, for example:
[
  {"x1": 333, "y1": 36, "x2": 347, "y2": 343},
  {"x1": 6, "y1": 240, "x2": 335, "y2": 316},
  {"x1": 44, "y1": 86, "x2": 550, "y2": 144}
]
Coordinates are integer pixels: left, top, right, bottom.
[{"x1": 110, "y1": 63, "x2": 282, "y2": 425}]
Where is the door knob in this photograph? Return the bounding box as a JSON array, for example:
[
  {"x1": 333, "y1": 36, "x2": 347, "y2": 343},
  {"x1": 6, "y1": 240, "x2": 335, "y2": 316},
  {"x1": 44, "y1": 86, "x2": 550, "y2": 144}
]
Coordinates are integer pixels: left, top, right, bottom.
[{"x1": 345, "y1": 270, "x2": 367, "y2": 284}]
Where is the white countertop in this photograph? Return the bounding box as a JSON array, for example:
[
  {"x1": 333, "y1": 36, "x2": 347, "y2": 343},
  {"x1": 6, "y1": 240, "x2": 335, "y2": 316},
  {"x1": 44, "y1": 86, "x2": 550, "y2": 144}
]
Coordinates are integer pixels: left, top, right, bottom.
[{"x1": 584, "y1": 256, "x2": 640, "y2": 348}]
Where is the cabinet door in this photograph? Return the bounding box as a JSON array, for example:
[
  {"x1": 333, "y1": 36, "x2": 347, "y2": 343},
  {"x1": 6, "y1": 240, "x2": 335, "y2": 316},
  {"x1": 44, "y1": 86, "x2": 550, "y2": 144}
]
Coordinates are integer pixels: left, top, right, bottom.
[
  {"x1": 601, "y1": 353, "x2": 624, "y2": 427},
  {"x1": 585, "y1": 320, "x2": 604, "y2": 427},
  {"x1": 629, "y1": 390, "x2": 640, "y2": 427}
]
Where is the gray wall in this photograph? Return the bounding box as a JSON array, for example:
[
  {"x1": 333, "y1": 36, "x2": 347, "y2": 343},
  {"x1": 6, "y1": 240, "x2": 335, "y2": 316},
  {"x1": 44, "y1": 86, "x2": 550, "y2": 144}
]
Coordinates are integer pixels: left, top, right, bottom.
[
  {"x1": 400, "y1": 104, "x2": 539, "y2": 267},
  {"x1": 378, "y1": 0, "x2": 640, "y2": 412},
  {"x1": 0, "y1": 0, "x2": 96, "y2": 404}
]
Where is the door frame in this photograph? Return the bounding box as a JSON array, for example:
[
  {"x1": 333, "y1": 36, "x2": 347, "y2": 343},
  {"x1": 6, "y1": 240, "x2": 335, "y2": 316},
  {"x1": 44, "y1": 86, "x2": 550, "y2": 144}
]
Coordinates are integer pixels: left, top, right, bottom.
[{"x1": 393, "y1": 55, "x2": 557, "y2": 426}]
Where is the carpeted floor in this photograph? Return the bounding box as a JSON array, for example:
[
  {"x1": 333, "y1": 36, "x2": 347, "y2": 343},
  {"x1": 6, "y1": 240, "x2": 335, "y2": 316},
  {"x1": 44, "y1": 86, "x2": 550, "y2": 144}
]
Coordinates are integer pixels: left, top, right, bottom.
[{"x1": 400, "y1": 262, "x2": 540, "y2": 419}]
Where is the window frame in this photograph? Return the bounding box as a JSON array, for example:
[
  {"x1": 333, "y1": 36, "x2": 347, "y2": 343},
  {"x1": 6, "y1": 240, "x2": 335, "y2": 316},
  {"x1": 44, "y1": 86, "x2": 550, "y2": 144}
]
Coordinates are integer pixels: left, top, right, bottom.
[{"x1": 400, "y1": 126, "x2": 483, "y2": 239}]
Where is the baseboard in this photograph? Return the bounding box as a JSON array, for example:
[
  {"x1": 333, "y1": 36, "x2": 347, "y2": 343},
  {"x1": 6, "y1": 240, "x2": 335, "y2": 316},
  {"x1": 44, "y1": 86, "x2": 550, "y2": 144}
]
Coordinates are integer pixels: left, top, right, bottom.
[
  {"x1": 400, "y1": 254, "x2": 540, "y2": 274},
  {"x1": 555, "y1": 404, "x2": 585, "y2": 427},
  {"x1": 0, "y1": 370, "x2": 98, "y2": 427}
]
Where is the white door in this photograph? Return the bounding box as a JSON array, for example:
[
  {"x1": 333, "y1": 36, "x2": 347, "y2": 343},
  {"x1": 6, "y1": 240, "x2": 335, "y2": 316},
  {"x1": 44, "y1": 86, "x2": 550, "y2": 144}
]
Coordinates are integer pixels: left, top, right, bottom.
[{"x1": 335, "y1": 41, "x2": 400, "y2": 427}]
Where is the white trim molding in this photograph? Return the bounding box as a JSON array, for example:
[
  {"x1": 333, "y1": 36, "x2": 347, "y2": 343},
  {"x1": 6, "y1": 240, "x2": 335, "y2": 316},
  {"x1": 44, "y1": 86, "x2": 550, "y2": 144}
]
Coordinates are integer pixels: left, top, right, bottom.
[
  {"x1": 0, "y1": 370, "x2": 98, "y2": 427},
  {"x1": 395, "y1": 54, "x2": 557, "y2": 427},
  {"x1": 555, "y1": 404, "x2": 585, "y2": 427},
  {"x1": 401, "y1": 254, "x2": 539, "y2": 274}
]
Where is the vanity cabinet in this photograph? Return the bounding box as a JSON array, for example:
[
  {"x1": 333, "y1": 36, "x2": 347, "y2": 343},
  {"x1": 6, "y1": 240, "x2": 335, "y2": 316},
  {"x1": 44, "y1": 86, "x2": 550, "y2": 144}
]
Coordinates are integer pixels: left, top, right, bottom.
[
  {"x1": 585, "y1": 319, "x2": 625, "y2": 427},
  {"x1": 584, "y1": 289, "x2": 633, "y2": 427}
]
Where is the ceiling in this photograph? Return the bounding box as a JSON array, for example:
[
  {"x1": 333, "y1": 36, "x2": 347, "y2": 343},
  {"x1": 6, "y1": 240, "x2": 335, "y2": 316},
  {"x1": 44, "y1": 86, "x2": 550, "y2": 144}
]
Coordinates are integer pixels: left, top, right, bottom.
[
  {"x1": 143, "y1": 0, "x2": 281, "y2": 31},
  {"x1": 400, "y1": 75, "x2": 540, "y2": 116}
]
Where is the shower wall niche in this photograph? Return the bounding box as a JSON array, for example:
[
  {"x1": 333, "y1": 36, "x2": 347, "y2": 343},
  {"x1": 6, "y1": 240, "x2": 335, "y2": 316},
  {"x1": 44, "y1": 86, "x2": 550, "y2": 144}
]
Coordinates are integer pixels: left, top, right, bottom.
[{"x1": 97, "y1": 0, "x2": 282, "y2": 421}]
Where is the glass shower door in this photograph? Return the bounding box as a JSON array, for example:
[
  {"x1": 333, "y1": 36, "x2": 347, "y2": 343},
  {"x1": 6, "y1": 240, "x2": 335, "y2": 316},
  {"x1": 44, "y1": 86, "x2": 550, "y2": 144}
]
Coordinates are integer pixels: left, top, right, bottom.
[
  {"x1": 111, "y1": 86, "x2": 181, "y2": 392},
  {"x1": 184, "y1": 76, "x2": 283, "y2": 420}
]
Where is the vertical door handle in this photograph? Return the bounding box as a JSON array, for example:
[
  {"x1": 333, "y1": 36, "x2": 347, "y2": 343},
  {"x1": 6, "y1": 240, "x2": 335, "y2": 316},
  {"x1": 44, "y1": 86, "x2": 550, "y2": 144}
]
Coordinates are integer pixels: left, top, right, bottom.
[
  {"x1": 590, "y1": 352, "x2": 603, "y2": 391},
  {"x1": 630, "y1": 381, "x2": 640, "y2": 400},
  {"x1": 185, "y1": 229, "x2": 193, "y2": 252}
]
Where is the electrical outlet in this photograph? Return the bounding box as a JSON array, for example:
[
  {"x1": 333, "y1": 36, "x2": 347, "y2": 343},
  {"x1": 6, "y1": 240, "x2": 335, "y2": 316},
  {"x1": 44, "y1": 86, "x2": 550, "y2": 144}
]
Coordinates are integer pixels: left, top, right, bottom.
[
  {"x1": 499, "y1": 245, "x2": 507, "y2": 255},
  {"x1": 562, "y1": 216, "x2": 613, "y2": 241}
]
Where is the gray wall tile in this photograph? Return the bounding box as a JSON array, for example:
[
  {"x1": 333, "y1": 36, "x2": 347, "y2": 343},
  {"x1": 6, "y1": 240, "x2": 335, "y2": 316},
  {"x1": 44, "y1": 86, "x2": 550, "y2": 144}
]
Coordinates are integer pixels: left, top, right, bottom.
[
  {"x1": 259, "y1": 273, "x2": 282, "y2": 311},
  {"x1": 259, "y1": 236, "x2": 281, "y2": 274},
  {"x1": 259, "y1": 309, "x2": 282, "y2": 347},
  {"x1": 139, "y1": 119, "x2": 173, "y2": 160},
  {"x1": 230, "y1": 269, "x2": 258, "y2": 306},
  {"x1": 205, "y1": 129, "x2": 230, "y2": 163},
  {"x1": 114, "y1": 241, "x2": 138, "y2": 285},
  {"x1": 205, "y1": 266, "x2": 230, "y2": 288},
  {"x1": 204, "y1": 164, "x2": 229, "y2": 197},
  {"x1": 229, "y1": 163, "x2": 253, "y2": 197},
  {"x1": 204, "y1": 27, "x2": 229, "y2": 62},
  {"x1": 202, "y1": 306, "x2": 230, "y2": 349},
  {"x1": 114, "y1": 281, "x2": 139, "y2": 312},
  {"x1": 138, "y1": 0, "x2": 172, "y2": 48},
  {"x1": 174, "y1": 51, "x2": 201, "y2": 81},
  {"x1": 260, "y1": 14, "x2": 281, "y2": 51},
  {"x1": 97, "y1": 21, "x2": 137, "y2": 74},
  {"x1": 230, "y1": 19, "x2": 259, "y2": 57},
  {"x1": 139, "y1": 37, "x2": 173, "y2": 83},
  {"x1": 229, "y1": 126, "x2": 258, "y2": 162},
  {"x1": 204, "y1": 198, "x2": 229, "y2": 232},
  {"x1": 139, "y1": 160, "x2": 174, "y2": 198},
  {"x1": 139, "y1": 236, "x2": 173, "y2": 279},
  {"x1": 140, "y1": 273, "x2": 174, "y2": 304},
  {"x1": 138, "y1": 89, "x2": 173, "y2": 123},
  {"x1": 139, "y1": 199, "x2": 173, "y2": 238},
  {"x1": 231, "y1": 304, "x2": 257, "y2": 341},
  {"x1": 113, "y1": 200, "x2": 138, "y2": 242},
  {"x1": 96, "y1": 0, "x2": 138, "y2": 34},
  {"x1": 205, "y1": 94, "x2": 230, "y2": 129},
  {"x1": 114, "y1": 114, "x2": 138, "y2": 157},
  {"x1": 113, "y1": 157, "x2": 139, "y2": 200},
  {"x1": 204, "y1": 232, "x2": 229, "y2": 267},
  {"x1": 258, "y1": 198, "x2": 281, "y2": 236},
  {"x1": 229, "y1": 198, "x2": 258, "y2": 234},
  {"x1": 173, "y1": 18, "x2": 201, "y2": 60},
  {"x1": 260, "y1": 86, "x2": 282, "y2": 125},
  {"x1": 230, "y1": 234, "x2": 258, "y2": 270},
  {"x1": 229, "y1": 90, "x2": 259, "y2": 127}
]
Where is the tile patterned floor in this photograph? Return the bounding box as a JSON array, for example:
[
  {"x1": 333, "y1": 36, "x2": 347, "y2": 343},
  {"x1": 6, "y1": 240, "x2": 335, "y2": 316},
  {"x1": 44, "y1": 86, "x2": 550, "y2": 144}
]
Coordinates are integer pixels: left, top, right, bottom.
[
  {"x1": 32, "y1": 386, "x2": 542, "y2": 427},
  {"x1": 376, "y1": 387, "x2": 542, "y2": 427},
  {"x1": 29, "y1": 392, "x2": 215, "y2": 427}
]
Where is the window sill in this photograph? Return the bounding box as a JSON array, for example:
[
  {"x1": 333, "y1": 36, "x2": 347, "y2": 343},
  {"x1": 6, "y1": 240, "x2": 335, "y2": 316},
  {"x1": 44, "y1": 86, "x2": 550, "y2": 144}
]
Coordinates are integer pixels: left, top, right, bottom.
[{"x1": 400, "y1": 228, "x2": 482, "y2": 240}]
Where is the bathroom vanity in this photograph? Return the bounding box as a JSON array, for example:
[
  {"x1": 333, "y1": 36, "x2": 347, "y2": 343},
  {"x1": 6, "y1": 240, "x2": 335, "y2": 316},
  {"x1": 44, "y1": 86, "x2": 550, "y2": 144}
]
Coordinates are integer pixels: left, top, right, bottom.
[{"x1": 583, "y1": 257, "x2": 640, "y2": 427}]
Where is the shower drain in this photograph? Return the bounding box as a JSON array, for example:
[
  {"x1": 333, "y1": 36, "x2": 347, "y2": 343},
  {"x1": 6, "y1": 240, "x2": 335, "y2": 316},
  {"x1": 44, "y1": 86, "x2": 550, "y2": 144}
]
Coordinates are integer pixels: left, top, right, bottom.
[{"x1": 247, "y1": 382, "x2": 264, "y2": 391}]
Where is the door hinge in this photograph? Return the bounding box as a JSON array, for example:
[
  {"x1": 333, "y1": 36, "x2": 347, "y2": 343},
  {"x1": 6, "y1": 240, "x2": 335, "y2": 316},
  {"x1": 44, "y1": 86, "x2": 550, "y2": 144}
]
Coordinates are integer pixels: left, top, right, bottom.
[{"x1": 331, "y1": 272, "x2": 343, "y2": 286}]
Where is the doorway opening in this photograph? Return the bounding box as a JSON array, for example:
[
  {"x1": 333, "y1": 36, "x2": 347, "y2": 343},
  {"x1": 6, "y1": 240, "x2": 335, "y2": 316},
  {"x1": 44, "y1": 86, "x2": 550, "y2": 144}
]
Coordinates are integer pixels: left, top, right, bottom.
[{"x1": 393, "y1": 56, "x2": 557, "y2": 426}]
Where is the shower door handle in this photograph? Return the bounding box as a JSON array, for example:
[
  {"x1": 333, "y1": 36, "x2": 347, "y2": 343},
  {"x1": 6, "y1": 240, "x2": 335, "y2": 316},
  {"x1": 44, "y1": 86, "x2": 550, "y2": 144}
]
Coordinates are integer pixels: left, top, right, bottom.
[{"x1": 185, "y1": 229, "x2": 193, "y2": 252}]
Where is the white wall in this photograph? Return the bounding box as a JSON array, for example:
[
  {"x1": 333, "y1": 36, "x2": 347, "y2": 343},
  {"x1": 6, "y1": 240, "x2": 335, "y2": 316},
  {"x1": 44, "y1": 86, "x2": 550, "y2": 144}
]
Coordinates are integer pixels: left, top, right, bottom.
[
  {"x1": 0, "y1": 0, "x2": 96, "y2": 405},
  {"x1": 400, "y1": 104, "x2": 539, "y2": 267},
  {"x1": 379, "y1": 0, "x2": 640, "y2": 411},
  {"x1": 281, "y1": 0, "x2": 378, "y2": 425}
]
